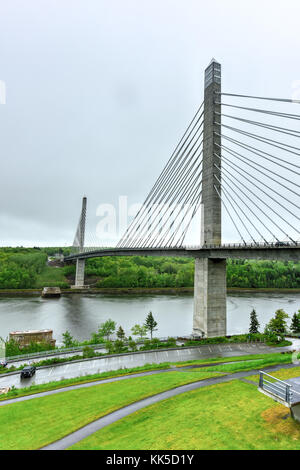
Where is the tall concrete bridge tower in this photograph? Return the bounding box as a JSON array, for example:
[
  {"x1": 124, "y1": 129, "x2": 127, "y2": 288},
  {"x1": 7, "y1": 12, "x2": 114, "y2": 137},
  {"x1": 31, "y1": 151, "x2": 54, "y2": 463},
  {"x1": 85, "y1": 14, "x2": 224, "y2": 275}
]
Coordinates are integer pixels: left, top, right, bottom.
[
  {"x1": 193, "y1": 60, "x2": 227, "y2": 337},
  {"x1": 73, "y1": 196, "x2": 87, "y2": 288}
]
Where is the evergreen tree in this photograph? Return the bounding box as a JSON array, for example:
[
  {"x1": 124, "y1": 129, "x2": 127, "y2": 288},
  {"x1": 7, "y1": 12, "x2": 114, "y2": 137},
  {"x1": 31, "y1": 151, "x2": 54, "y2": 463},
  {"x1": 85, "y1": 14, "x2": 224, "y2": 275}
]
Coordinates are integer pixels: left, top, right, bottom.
[
  {"x1": 116, "y1": 325, "x2": 126, "y2": 341},
  {"x1": 249, "y1": 309, "x2": 260, "y2": 334},
  {"x1": 144, "y1": 311, "x2": 158, "y2": 339},
  {"x1": 290, "y1": 311, "x2": 300, "y2": 334}
]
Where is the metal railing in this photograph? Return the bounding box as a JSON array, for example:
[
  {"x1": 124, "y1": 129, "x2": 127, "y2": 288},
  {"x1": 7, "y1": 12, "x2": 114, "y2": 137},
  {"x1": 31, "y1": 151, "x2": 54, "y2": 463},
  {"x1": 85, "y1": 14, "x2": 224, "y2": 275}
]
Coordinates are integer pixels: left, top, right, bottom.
[
  {"x1": 259, "y1": 371, "x2": 293, "y2": 404},
  {"x1": 68, "y1": 241, "x2": 300, "y2": 256},
  {"x1": 186, "y1": 242, "x2": 299, "y2": 250},
  {"x1": 6, "y1": 336, "x2": 182, "y2": 362},
  {"x1": 6, "y1": 343, "x2": 106, "y2": 362}
]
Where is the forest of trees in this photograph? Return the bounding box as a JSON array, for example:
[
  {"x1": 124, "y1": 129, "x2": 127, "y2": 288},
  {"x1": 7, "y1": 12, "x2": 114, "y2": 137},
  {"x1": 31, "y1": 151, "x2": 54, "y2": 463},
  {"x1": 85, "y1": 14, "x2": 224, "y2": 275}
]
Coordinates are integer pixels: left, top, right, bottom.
[
  {"x1": 0, "y1": 248, "x2": 299, "y2": 290},
  {"x1": 0, "y1": 247, "x2": 70, "y2": 289}
]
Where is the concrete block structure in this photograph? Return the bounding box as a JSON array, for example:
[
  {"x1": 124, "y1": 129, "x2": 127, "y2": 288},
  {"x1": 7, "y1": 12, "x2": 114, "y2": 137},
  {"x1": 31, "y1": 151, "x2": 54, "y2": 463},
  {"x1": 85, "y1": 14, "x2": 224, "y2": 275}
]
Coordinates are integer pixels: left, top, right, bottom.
[{"x1": 9, "y1": 329, "x2": 56, "y2": 348}]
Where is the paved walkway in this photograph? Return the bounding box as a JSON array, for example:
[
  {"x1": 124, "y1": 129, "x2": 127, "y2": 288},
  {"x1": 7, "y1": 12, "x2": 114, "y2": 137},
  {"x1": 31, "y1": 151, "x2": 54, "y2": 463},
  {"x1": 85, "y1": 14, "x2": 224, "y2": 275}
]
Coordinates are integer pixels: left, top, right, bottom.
[{"x1": 41, "y1": 362, "x2": 299, "y2": 450}]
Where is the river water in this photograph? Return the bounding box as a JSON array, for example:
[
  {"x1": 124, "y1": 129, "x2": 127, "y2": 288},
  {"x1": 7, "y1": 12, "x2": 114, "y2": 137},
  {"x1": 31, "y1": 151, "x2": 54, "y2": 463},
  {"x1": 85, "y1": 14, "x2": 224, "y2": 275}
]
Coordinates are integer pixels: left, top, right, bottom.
[{"x1": 0, "y1": 292, "x2": 299, "y2": 344}]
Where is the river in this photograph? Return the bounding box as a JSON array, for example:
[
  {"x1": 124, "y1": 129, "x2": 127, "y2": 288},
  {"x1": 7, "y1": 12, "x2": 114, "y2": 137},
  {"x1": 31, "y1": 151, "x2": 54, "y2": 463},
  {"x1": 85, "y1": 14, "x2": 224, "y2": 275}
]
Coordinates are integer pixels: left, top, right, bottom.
[{"x1": 0, "y1": 292, "x2": 299, "y2": 344}]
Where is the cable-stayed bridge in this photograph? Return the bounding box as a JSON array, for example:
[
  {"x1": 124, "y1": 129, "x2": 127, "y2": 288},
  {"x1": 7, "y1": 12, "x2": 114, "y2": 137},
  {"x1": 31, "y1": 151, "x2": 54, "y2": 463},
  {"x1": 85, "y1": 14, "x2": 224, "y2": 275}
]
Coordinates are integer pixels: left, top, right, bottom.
[{"x1": 65, "y1": 60, "x2": 300, "y2": 337}]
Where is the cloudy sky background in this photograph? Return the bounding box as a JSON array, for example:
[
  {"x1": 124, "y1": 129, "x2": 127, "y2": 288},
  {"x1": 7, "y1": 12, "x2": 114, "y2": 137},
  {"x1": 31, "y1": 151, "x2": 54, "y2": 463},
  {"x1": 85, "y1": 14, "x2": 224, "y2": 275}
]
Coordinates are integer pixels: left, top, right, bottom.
[{"x1": 0, "y1": 0, "x2": 299, "y2": 247}]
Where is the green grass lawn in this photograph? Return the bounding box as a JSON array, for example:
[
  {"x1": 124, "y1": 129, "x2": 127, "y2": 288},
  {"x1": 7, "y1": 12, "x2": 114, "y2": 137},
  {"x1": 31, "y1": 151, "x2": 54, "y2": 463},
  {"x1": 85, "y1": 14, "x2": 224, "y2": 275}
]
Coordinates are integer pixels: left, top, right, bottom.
[
  {"x1": 248, "y1": 366, "x2": 300, "y2": 383},
  {"x1": 174, "y1": 352, "x2": 292, "y2": 368},
  {"x1": 70, "y1": 380, "x2": 300, "y2": 450},
  {"x1": 0, "y1": 370, "x2": 221, "y2": 450},
  {"x1": 198, "y1": 355, "x2": 292, "y2": 374}
]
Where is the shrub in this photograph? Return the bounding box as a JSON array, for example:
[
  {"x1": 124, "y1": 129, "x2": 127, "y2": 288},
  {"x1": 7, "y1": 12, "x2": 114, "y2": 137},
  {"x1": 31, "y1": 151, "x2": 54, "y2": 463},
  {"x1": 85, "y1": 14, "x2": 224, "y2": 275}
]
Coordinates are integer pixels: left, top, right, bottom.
[{"x1": 82, "y1": 346, "x2": 95, "y2": 358}]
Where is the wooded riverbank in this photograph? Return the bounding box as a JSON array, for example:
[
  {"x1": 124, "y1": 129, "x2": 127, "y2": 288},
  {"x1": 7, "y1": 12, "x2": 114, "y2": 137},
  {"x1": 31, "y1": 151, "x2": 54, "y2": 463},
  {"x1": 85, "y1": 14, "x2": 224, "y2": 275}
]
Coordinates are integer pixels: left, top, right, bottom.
[{"x1": 0, "y1": 287, "x2": 300, "y2": 296}]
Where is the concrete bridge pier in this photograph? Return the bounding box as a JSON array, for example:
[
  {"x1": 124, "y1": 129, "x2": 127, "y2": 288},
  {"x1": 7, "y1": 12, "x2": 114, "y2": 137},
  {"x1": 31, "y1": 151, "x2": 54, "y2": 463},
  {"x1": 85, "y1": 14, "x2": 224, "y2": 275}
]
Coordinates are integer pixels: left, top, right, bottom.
[
  {"x1": 74, "y1": 258, "x2": 85, "y2": 288},
  {"x1": 193, "y1": 258, "x2": 227, "y2": 337},
  {"x1": 193, "y1": 59, "x2": 227, "y2": 338}
]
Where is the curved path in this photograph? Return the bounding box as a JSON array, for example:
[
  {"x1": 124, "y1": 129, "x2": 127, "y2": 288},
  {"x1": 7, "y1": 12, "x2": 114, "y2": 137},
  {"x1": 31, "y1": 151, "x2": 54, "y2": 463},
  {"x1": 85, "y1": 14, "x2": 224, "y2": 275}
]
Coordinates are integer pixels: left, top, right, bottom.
[
  {"x1": 0, "y1": 342, "x2": 285, "y2": 390},
  {"x1": 41, "y1": 362, "x2": 299, "y2": 450}
]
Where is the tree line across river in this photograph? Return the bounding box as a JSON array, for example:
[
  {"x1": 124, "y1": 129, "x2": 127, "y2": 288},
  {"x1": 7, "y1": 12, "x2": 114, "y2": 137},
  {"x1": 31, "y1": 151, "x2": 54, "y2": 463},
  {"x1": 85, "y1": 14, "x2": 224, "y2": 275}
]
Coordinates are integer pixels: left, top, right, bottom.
[{"x1": 0, "y1": 247, "x2": 299, "y2": 289}]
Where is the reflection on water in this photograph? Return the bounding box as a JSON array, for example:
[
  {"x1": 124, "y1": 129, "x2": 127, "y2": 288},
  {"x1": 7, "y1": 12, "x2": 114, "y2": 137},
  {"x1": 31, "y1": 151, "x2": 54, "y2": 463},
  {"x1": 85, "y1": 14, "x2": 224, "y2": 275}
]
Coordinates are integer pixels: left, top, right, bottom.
[{"x1": 0, "y1": 292, "x2": 299, "y2": 343}]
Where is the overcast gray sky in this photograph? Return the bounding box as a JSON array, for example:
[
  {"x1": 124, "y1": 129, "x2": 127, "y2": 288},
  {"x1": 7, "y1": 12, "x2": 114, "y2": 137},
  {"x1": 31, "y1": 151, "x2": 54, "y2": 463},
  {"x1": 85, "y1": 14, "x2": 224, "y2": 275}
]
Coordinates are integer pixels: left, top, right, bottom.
[{"x1": 0, "y1": 0, "x2": 300, "y2": 246}]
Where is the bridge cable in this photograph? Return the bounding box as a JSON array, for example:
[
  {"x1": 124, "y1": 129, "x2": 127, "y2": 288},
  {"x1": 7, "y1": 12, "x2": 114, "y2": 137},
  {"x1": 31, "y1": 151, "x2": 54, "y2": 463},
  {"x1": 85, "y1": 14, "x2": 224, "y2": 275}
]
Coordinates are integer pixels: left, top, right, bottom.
[
  {"x1": 156, "y1": 181, "x2": 203, "y2": 247},
  {"x1": 215, "y1": 132, "x2": 300, "y2": 170},
  {"x1": 215, "y1": 92, "x2": 300, "y2": 104},
  {"x1": 175, "y1": 189, "x2": 204, "y2": 247},
  {"x1": 119, "y1": 123, "x2": 203, "y2": 246},
  {"x1": 213, "y1": 184, "x2": 248, "y2": 244},
  {"x1": 123, "y1": 131, "x2": 203, "y2": 247},
  {"x1": 219, "y1": 124, "x2": 300, "y2": 157},
  {"x1": 118, "y1": 105, "x2": 204, "y2": 246},
  {"x1": 215, "y1": 138, "x2": 300, "y2": 196},
  {"x1": 217, "y1": 113, "x2": 300, "y2": 139},
  {"x1": 119, "y1": 122, "x2": 203, "y2": 246},
  {"x1": 214, "y1": 153, "x2": 300, "y2": 220},
  {"x1": 215, "y1": 103, "x2": 300, "y2": 121},
  {"x1": 215, "y1": 161, "x2": 300, "y2": 238},
  {"x1": 213, "y1": 176, "x2": 253, "y2": 244},
  {"x1": 213, "y1": 173, "x2": 269, "y2": 243},
  {"x1": 214, "y1": 164, "x2": 297, "y2": 243},
  {"x1": 137, "y1": 161, "x2": 203, "y2": 247},
  {"x1": 141, "y1": 163, "x2": 203, "y2": 247},
  {"x1": 157, "y1": 185, "x2": 202, "y2": 247},
  {"x1": 214, "y1": 167, "x2": 278, "y2": 243},
  {"x1": 127, "y1": 145, "x2": 203, "y2": 247}
]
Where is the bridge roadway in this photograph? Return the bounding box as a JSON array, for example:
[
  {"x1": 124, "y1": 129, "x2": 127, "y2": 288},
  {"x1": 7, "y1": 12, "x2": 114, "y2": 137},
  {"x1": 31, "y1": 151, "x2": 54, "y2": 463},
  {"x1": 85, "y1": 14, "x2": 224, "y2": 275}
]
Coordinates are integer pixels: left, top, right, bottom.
[
  {"x1": 64, "y1": 245, "x2": 300, "y2": 262},
  {"x1": 0, "y1": 341, "x2": 297, "y2": 390}
]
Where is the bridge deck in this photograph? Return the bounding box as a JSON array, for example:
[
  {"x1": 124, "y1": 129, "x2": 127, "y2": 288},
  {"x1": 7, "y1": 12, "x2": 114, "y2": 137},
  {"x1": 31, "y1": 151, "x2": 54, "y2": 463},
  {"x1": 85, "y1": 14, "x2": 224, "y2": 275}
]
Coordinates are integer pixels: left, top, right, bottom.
[{"x1": 64, "y1": 245, "x2": 300, "y2": 262}]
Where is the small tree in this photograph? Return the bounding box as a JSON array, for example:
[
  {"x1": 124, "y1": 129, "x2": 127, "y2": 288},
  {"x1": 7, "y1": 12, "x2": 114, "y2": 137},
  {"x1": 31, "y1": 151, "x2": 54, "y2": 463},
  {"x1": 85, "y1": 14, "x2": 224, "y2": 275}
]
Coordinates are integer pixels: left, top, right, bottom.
[
  {"x1": 62, "y1": 330, "x2": 78, "y2": 348},
  {"x1": 128, "y1": 338, "x2": 138, "y2": 352},
  {"x1": 131, "y1": 324, "x2": 148, "y2": 340},
  {"x1": 144, "y1": 311, "x2": 158, "y2": 340},
  {"x1": 265, "y1": 309, "x2": 289, "y2": 339},
  {"x1": 290, "y1": 310, "x2": 300, "y2": 334},
  {"x1": 82, "y1": 346, "x2": 95, "y2": 358},
  {"x1": 98, "y1": 319, "x2": 116, "y2": 341},
  {"x1": 105, "y1": 340, "x2": 114, "y2": 355},
  {"x1": 90, "y1": 331, "x2": 104, "y2": 344},
  {"x1": 114, "y1": 339, "x2": 124, "y2": 354},
  {"x1": 249, "y1": 309, "x2": 260, "y2": 334},
  {"x1": 116, "y1": 326, "x2": 126, "y2": 341}
]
